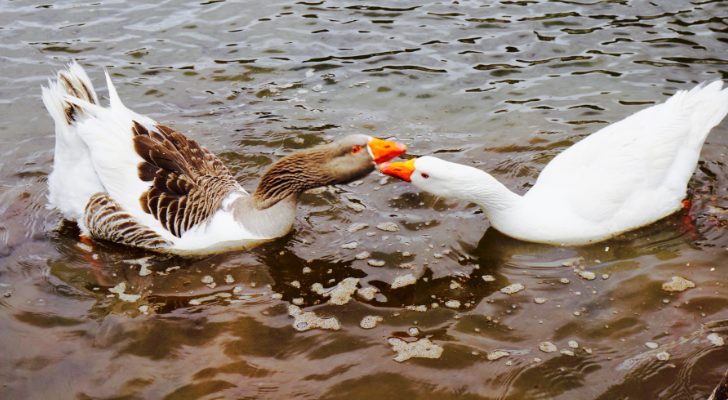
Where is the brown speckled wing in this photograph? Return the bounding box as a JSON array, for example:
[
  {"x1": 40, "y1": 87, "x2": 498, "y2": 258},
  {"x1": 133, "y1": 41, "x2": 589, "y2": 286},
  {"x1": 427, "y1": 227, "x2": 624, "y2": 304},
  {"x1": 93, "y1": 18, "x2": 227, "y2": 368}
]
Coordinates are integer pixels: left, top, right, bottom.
[
  {"x1": 132, "y1": 121, "x2": 240, "y2": 237},
  {"x1": 84, "y1": 193, "x2": 170, "y2": 249}
]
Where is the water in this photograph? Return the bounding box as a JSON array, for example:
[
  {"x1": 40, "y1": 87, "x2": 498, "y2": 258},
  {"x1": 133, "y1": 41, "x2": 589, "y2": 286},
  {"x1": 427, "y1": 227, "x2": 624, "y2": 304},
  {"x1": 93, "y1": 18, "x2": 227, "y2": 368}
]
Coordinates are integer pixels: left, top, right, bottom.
[{"x1": 1, "y1": 0, "x2": 728, "y2": 398}]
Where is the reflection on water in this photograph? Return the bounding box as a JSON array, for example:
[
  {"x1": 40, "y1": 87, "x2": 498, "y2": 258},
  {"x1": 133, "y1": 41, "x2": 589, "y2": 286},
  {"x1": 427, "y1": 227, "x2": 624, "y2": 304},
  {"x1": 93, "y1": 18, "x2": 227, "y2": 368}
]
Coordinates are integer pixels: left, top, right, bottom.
[{"x1": 2, "y1": 0, "x2": 728, "y2": 399}]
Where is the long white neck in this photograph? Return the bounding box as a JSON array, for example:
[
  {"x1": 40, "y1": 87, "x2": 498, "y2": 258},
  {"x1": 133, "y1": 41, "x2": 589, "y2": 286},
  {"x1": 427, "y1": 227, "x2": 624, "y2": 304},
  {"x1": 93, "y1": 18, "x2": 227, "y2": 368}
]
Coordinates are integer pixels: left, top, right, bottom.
[{"x1": 449, "y1": 168, "x2": 523, "y2": 218}]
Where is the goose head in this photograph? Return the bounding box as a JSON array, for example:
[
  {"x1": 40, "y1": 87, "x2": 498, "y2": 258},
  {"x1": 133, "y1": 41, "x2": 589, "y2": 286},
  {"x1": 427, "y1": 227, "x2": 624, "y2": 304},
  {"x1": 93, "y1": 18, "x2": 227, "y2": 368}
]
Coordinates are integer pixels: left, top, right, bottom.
[
  {"x1": 379, "y1": 156, "x2": 521, "y2": 215},
  {"x1": 317, "y1": 134, "x2": 407, "y2": 184},
  {"x1": 379, "y1": 156, "x2": 474, "y2": 198},
  {"x1": 254, "y1": 134, "x2": 407, "y2": 204}
]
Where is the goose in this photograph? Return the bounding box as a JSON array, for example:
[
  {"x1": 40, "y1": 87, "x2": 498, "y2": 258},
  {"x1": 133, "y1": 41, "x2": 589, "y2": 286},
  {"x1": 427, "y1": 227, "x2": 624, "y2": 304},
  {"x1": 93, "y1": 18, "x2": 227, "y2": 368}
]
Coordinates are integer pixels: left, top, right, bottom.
[
  {"x1": 380, "y1": 82, "x2": 728, "y2": 246},
  {"x1": 42, "y1": 61, "x2": 407, "y2": 254}
]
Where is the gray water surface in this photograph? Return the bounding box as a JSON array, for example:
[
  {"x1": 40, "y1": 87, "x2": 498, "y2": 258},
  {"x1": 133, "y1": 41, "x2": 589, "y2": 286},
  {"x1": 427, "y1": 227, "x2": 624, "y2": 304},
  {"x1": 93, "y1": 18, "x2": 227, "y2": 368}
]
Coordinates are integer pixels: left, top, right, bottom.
[{"x1": 1, "y1": 0, "x2": 728, "y2": 399}]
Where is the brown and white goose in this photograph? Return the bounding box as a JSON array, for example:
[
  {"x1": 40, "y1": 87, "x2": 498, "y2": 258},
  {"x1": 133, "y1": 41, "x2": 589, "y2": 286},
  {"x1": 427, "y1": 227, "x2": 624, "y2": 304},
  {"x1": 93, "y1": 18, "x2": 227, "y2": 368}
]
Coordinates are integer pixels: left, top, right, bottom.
[{"x1": 42, "y1": 61, "x2": 406, "y2": 254}]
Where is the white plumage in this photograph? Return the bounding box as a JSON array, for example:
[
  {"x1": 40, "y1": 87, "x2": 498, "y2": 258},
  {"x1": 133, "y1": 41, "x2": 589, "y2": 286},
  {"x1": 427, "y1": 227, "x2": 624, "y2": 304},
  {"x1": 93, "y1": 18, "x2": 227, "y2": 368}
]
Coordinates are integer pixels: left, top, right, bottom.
[{"x1": 381, "y1": 82, "x2": 728, "y2": 245}]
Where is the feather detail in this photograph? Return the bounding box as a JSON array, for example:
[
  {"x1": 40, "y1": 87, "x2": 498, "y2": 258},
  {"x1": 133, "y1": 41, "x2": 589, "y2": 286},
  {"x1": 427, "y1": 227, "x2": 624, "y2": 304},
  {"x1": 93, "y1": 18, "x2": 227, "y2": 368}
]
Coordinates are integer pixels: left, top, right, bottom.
[
  {"x1": 84, "y1": 193, "x2": 170, "y2": 249},
  {"x1": 132, "y1": 122, "x2": 243, "y2": 237}
]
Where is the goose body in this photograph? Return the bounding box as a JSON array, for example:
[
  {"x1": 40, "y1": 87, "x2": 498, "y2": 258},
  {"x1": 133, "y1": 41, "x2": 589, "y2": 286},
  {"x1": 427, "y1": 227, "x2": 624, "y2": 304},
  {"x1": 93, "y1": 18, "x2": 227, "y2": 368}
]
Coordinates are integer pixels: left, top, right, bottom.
[
  {"x1": 381, "y1": 82, "x2": 728, "y2": 245},
  {"x1": 43, "y1": 62, "x2": 406, "y2": 254}
]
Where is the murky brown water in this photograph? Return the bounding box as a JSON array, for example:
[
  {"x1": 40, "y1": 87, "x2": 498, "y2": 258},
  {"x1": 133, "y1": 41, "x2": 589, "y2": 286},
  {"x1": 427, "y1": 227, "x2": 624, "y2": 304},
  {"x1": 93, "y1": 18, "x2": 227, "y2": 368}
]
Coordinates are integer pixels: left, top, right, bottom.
[{"x1": 2, "y1": 0, "x2": 728, "y2": 399}]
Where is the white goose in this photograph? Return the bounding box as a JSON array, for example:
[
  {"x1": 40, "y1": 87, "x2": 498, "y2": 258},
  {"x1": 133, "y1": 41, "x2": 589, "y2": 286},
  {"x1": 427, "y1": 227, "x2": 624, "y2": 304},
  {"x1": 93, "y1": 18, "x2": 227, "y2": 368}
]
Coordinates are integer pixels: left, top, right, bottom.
[
  {"x1": 43, "y1": 61, "x2": 407, "y2": 254},
  {"x1": 380, "y1": 82, "x2": 728, "y2": 245}
]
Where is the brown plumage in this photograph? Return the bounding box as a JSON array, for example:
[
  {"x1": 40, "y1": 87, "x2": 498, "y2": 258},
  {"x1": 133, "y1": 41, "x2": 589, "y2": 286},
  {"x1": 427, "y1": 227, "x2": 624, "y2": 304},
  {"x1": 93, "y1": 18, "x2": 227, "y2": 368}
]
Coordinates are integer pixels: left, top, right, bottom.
[
  {"x1": 84, "y1": 193, "x2": 170, "y2": 248},
  {"x1": 45, "y1": 61, "x2": 408, "y2": 254},
  {"x1": 253, "y1": 135, "x2": 377, "y2": 209},
  {"x1": 132, "y1": 121, "x2": 241, "y2": 238}
]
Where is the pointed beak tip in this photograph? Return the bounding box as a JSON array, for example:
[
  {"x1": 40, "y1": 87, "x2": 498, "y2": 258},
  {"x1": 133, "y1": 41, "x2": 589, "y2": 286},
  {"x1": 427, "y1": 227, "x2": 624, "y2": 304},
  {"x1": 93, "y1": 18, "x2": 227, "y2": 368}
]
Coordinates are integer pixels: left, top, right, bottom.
[
  {"x1": 379, "y1": 159, "x2": 415, "y2": 183},
  {"x1": 368, "y1": 138, "x2": 408, "y2": 164}
]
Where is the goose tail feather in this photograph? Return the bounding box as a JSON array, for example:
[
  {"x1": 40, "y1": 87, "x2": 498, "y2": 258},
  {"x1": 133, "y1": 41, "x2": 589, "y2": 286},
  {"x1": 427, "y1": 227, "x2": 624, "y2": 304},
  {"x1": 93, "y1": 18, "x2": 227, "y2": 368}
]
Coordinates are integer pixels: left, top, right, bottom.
[{"x1": 42, "y1": 61, "x2": 106, "y2": 222}]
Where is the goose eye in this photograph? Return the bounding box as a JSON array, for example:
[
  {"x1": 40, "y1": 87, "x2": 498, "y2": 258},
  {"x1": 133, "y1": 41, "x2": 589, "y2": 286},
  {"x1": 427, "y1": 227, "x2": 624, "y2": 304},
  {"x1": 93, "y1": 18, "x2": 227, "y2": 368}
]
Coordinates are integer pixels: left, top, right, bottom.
[
  {"x1": 421, "y1": 173, "x2": 429, "y2": 179},
  {"x1": 351, "y1": 145, "x2": 362, "y2": 154}
]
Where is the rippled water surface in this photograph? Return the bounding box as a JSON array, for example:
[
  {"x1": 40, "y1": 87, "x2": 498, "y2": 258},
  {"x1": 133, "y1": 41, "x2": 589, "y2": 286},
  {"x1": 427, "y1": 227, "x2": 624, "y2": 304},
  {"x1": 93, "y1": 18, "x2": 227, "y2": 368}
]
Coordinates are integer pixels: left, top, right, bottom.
[{"x1": 2, "y1": 0, "x2": 728, "y2": 399}]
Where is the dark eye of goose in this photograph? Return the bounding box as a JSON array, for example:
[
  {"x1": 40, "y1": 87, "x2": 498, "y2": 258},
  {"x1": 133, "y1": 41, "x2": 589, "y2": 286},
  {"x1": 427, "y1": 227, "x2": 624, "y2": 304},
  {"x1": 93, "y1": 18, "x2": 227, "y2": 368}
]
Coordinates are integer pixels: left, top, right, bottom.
[
  {"x1": 421, "y1": 173, "x2": 429, "y2": 179},
  {"x1": 351, "y1": 145, "x2": 362, "y2": 154}
]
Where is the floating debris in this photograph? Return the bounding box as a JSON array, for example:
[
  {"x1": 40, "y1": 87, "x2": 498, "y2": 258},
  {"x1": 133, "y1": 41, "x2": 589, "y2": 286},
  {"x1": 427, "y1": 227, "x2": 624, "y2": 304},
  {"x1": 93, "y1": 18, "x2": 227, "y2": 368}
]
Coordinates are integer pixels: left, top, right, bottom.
[
  {"x1": 225, "y1": 275, "x2": 234, "y2": 284},
  {"x1": 408, "y1": 327, "x2": 420, "y2": 336},
  {"x1": 357, "y1": 287, "x2": 378, "y2": 301},
  {"x1": 121, "y1": 257, "x2": 154, "y2": 276},
  {"x1": 656, "y1": 351, "x2": 670, "y2": 361},
  {"x1": 376, "y1": 222, "x2": 400, "y2": 232},
  {"x1": 233, "y1": 286, "x2": 243, "y2": 294},
  {"x1": 501, "y1": 283, "x2": 524, "y2": 295},
  {"x1": 579, "y1": 271, "x2": 596, "y2": 280},
  {"x1": 202, "y1": 276, "x2": 214, "y2": 284},
  {"x1": 189, "y1": 292, "x2": 232, "y2": 306},
  {"x1": 602, "y1": 274, "x2": 610, "y2": 280},
  {"x1": 311, "y1": 278, "x2": 359, "y2": 305},
  {"x1": 327, "y1": 278, "x2": 359, "y2": 305},
  {"x1": 305, "y1": 69, "x2": 315, "y2": 78},
  {"x1": 348, "y1": 222, "x2": 369, "y2": 232},
  {"x1": 405, "y1": 305, "x2": 427, "y2": 312},
  {"x1": 450, "y1": 281, "x2": 462, "y2": 290},
  {"x1": 392, "y1": 274, "x2": 417, "y2": 289},
  {"x1": 367, "y1": 259, "x2": 385, "y2": 267},
  {"x1": 568, "y1": 340, "x2": 579, "y2": 349},
  {"x1": 346, "y1": 201, "x2": 367, "y2": 212},
  {"x1": 355, "y1": 251, "x2": 370, "y2": 260},
  {"x1": 292, "y1": 298, "x2": 304, "y2": 305},
  {"x1": 109, "y1": 282, "x2": 141, "y2": 302},
  {"x1": 399, "y1": 262, "x2": 416, "y2": 269},
  {"x1": 288, "y1": 305, "x2": 340, "y2": 331},
  {"x1": 311, "y1": 283, "x2": 325, "y2": 294},
  {"x1": 302, "y1": 267, "x2": 312, "y2": 274},
  {"x1": 361, "y1": 316, "x2": 383, "y2": 329},
  {"x1": 662, "y1": 276, "x2": 695, "y2": 292},
  {"x1": 533, "y1": 357, "x2": 542, "y2": 363},
  {"x1": 433, "y1": 253, "x2": 444, "y2": 259},
  {"x1": 560, "y1": 278, "x2": 570, "y2": 284},
  {"x1": 138, "y1": 305, "x2": 150, "y2": 314},
  {"x1": 482, "y1": 275, "x2": 495, "y2": 282},
  {"x1": 539, "y1": 342, "x2": 557, "y2": 353},
  {"x1": 137, "y1": 264, "x2": 151, "y2": 277},
  {"x1": 290, "y1": 281, "x2": 301, "y2": 288},
  {"x1": 341, "y1": 241, "x2": 358, "y2": 250},
  {"x1": 645, "y1": 342, "x2": 659, "y2": 349},
  {"x1": 402, "y1": 251, "x2": 412, "y2": 257},
  {"x1": 708, "y1": 333, "x2": 725, "y2": 346},
  {"x1": 534, "y1": 298, "x2": 547, "y2": 304},
  {"x1": 560, "y1": 349, "x2": 575, "y2": 356},
  {"x1": 487, "y1": 350, "x2": 510, "y2": 361},
  {"x1": 271, "y1": 293, "x2": 283, "y2": 300},
  {"x1": 562, "y1": 257, "x2": 582, "y2": 267},
  {"x1": 312, "y1": 84, "x2": 322, "y2": 92},
  {"x1": 388, "y1": 338, "x2": 443, "y2": 362},
  {"x1": 445, "y1": 300, "x2": 461, "y2": 309}
]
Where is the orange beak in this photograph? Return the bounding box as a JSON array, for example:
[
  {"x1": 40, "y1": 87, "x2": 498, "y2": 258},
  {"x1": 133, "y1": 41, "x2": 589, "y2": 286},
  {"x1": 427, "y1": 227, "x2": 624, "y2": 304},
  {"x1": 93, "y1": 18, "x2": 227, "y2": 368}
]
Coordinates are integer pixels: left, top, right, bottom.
[
  {"x1": 367, "y1": 138, "x2": 407, "y2": 164},
  {"x1": 379, "y1": 158, "x2": 416, "y2": 182}
]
